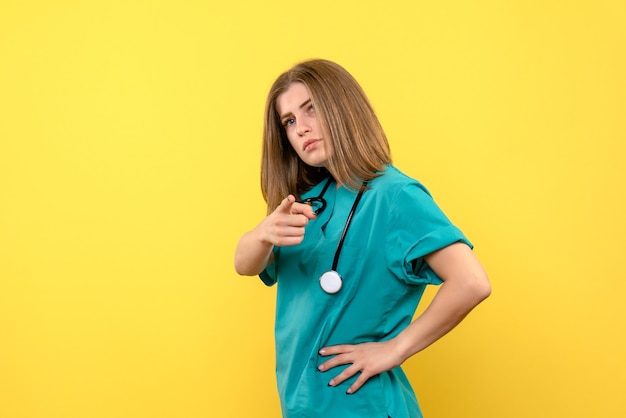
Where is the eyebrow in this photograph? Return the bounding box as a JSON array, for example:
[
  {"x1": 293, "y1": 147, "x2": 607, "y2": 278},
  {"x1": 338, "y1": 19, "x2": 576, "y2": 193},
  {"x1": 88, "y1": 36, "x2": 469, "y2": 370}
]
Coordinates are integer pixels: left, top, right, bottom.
[{"x1": 279, "y1": 99, "x2": 312, "y2": 121}]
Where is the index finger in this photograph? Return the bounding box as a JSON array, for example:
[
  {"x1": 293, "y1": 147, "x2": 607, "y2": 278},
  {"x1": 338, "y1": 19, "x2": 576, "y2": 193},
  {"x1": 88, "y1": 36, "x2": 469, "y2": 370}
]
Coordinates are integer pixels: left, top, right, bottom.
[{"x1": 274, "y1": 195, "x2": 297, "y2": 214}]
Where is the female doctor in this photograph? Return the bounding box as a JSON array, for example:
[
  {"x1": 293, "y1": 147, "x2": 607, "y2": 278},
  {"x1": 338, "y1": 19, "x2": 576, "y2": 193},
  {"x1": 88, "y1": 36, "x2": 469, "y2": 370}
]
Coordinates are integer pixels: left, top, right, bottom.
[{"x1": 234, "y1": 59, "x2": 491, "y2": 418}]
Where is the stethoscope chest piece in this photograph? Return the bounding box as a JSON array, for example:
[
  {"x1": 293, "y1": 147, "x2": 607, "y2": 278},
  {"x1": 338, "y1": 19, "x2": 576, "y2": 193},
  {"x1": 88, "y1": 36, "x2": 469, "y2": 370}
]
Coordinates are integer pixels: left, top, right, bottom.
[
  {"x1": 309, "y1": 178, "x2": 368, "y2": 296},
  {"x1": 319, "y1": 270, "x2": 343, "y2": 294}
]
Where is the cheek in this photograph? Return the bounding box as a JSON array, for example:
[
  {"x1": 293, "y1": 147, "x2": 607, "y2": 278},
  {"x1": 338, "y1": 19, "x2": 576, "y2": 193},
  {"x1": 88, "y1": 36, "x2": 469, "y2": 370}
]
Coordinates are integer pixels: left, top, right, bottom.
[{"x1": 285, "y1": 131, "x2": 302, "y2": 154}]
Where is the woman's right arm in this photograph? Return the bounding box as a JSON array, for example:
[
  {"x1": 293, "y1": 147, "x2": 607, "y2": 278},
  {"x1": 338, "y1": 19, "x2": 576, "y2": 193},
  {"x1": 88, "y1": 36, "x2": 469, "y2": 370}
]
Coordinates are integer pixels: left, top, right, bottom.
[{"x1": 234, "y1": 195, "x2": 316, "y2": 276}]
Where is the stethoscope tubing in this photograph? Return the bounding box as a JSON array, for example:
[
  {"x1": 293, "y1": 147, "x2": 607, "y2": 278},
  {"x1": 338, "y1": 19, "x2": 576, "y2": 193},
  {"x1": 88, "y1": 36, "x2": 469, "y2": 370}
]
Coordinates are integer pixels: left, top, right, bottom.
[
  {"x1": 331, "y1": 182, "x2": 367, "y2": 271},
  {"x1": 296, "y1": 177, "x2": 368, "y2": 291}
]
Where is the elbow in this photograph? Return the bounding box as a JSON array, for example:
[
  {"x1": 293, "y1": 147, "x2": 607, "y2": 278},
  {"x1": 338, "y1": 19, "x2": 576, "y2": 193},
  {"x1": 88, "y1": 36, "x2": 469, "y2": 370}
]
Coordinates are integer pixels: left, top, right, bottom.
[
  {"x1": 234, "y1": 260, "x2": 254, "y2": 276},
  {"x1": 470, "y1": 271, "x2": 491, "y2": 304},
  {"x1": 233, "y1": 256, "x2": 264, "y2": 277},
  {"x1": 233, "y1": 255, "x2": 249, "y2": 276},
  {"x1": 234, "y1": 266, "x2": 254, "y2": 277},
  {"x1": 234, "y1": 263, "x2": 245, "y2": 276}
]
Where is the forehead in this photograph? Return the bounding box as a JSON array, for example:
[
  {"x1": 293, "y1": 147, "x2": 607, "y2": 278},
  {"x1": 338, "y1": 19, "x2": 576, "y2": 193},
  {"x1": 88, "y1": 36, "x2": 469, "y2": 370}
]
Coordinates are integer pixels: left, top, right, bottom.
[{"x1": 276, "y1": 82, "x2": 310, "y2": 116}]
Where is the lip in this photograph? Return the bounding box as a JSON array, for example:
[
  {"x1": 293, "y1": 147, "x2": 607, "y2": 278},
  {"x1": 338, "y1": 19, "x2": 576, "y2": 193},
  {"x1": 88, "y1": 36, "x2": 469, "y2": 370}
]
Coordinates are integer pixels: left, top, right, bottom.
[{"x1": 303, "y1": 139, "x2": 320, "y2": 151}]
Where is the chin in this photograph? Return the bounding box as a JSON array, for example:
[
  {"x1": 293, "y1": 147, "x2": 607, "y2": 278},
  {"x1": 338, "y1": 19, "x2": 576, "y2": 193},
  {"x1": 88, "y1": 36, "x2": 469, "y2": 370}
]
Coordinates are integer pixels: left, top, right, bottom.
[{"x1": 306, "y1": 160, "x2": 328, "y2": 168}]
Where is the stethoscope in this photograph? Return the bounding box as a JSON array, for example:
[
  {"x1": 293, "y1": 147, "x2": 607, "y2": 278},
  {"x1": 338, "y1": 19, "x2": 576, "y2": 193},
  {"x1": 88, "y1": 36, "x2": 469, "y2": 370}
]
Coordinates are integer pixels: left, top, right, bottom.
[{"x1": 297, "y1": 178, "x2": 368, "y2": 294}]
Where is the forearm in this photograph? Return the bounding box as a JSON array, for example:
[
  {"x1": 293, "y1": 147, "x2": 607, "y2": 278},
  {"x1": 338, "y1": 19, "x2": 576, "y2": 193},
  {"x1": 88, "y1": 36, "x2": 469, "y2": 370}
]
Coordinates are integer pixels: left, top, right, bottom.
[
  {"x1": 393, "y1": 269, "x2": 491, "y2": 361},
  {"x1": 234, "y1": 227, "x2": 274, "y2": 276},
  {"x1": 234, "y1": 196, "x2": 316, "y2": 276}
]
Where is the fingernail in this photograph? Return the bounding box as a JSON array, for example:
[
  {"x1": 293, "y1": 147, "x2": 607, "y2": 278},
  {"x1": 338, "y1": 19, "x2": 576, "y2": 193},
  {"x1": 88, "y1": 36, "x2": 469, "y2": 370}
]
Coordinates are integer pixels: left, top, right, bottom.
[{"x1": 319, "y1": 349, "x2": 326, "y2": 354}]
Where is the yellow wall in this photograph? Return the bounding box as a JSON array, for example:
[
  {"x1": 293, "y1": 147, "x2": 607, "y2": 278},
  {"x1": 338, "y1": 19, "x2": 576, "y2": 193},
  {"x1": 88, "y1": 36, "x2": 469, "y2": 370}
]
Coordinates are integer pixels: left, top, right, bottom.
[{"x1": 1, "y1": 1, "x2": 624, "y2": 417}]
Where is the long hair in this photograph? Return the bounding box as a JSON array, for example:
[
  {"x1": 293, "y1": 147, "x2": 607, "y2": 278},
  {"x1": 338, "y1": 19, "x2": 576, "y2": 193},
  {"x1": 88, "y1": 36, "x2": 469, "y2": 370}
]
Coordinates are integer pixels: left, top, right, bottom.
[{"x1": 261, "y1": 59, "x2": 391, "y2": 213}]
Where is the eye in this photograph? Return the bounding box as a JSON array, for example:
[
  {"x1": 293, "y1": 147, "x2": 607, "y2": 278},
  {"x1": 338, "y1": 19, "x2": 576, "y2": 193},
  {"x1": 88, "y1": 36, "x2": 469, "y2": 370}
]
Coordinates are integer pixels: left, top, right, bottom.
[
  {"x1": 282, "y1": 118, "x2": 295, "y2": 127},
  {"x1": 308, "y1": 104, "x2": 315, "y2": 113}
]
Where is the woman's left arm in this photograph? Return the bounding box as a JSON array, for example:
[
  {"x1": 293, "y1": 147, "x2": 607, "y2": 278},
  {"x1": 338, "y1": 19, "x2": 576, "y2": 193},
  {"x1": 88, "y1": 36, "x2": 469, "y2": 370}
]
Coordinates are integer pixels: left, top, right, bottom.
[{"x1": 318, "y1": 242, "x2": 491, "y2": 393}]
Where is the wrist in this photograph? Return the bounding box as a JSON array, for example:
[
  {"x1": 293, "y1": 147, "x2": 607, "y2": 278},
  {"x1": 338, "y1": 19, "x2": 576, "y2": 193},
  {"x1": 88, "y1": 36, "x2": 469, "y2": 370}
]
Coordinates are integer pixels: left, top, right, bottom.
[
  {"x1": 390, "y1": 334, "x2": 414, "y2": 365},
  {"x1": 254, "y1": 219, "x2": 274, "y2": 247}
]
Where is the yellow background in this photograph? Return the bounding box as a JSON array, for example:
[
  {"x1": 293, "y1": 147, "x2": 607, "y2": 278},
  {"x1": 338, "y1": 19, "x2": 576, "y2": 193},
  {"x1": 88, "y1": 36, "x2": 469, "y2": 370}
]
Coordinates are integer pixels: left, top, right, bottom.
[{"x1": 1, "y1": 1, "x2": 624, "y2": 417}]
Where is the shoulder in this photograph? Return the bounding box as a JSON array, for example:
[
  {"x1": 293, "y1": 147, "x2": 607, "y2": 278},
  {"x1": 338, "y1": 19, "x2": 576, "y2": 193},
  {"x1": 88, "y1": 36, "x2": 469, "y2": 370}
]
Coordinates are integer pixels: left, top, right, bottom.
[{"x1": 370, "y1": 165, "x2": 433, "y2": 199}]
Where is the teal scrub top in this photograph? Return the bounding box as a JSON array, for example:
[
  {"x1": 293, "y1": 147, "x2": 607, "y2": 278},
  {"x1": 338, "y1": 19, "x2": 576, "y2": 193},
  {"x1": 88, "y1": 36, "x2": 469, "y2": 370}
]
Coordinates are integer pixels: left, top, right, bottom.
[{"x1": 260, "y1": 165, "x2": 471, "y2": 418}]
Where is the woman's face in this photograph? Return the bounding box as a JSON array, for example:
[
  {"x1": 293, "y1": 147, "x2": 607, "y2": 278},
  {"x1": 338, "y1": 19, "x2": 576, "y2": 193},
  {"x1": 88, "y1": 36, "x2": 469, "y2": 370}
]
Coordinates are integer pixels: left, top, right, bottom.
[{"x1": 276, "y1": 82, "x2": 332, "y2": 168}]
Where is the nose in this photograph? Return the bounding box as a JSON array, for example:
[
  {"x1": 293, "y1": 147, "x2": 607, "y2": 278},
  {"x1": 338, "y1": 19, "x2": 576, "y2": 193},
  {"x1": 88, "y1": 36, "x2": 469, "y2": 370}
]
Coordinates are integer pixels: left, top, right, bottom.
[{"x1": 295, "y1": 119, "x2": 311, "y2": 136}]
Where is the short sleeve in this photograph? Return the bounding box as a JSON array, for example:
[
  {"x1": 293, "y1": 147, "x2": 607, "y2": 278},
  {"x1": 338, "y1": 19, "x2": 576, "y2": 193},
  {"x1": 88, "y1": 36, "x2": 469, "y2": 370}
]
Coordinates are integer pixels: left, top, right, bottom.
[
  {"x1": 259, "y1": 246, "x2": 280, "y2": 286},
  {"x1": 385, "y1": 182, "x2": 472, "y2": 286}
]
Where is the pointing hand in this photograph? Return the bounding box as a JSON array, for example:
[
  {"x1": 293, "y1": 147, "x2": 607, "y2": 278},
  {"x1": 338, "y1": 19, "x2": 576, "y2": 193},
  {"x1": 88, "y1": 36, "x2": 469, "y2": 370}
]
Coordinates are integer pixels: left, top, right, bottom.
[{"x1": 261, "y1": 195, "x2": 317, "y2": 247}]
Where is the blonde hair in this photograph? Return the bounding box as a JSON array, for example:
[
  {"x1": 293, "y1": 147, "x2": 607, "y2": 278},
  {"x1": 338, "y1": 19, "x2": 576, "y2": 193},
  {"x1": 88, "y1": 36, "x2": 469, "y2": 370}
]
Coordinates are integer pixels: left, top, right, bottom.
[{"x1": 261, "y1": 59, "x2": 391, "y2": 212}]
